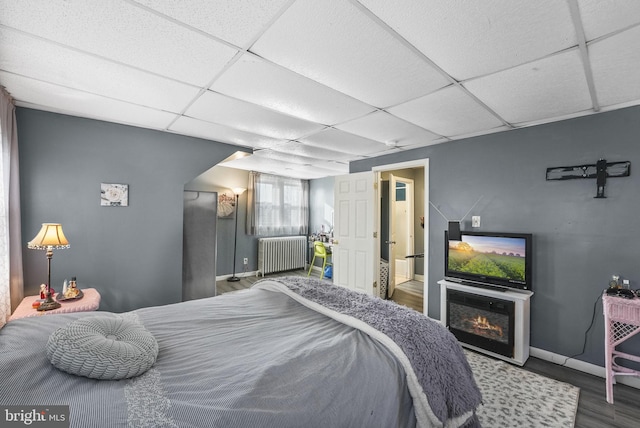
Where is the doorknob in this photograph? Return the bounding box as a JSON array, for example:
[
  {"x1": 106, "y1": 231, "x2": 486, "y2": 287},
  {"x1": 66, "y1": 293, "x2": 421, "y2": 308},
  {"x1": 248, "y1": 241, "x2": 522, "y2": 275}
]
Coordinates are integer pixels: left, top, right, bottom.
[{"x1": 385, "y1": 240, "x2": 396, "y2": 245}]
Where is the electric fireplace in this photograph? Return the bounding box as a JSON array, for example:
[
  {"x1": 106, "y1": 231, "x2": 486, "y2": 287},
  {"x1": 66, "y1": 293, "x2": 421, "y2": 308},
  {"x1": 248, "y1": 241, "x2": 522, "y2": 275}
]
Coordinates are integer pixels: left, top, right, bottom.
[
  {"x1": 447, "y1": 289, "x2": 515, "y2": 358},
  {"x1": 438, "y1": 279, "x2": 532, "y2": 365}
]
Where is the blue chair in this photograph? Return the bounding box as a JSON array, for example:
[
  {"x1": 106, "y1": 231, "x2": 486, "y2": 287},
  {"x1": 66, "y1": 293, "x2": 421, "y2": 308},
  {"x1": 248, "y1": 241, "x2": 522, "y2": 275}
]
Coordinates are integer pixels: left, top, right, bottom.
[{"x1": 308, "y1": 241, "x2": 331, "y2": 279}]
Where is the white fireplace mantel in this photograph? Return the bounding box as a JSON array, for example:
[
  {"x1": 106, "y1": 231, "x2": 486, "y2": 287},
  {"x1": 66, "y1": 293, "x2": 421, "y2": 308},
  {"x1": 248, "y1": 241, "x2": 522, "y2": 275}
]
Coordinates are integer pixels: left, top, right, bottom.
[{"x1": 438, "y1": 279, "x2": 533, "y2": 366}]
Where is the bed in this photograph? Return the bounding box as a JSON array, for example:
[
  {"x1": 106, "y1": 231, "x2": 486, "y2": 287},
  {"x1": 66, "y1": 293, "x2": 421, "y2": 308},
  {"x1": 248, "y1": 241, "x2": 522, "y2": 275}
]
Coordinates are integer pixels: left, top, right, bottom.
[{"x1": 1, "y1": 276, "x2": 482, "y2": 427}]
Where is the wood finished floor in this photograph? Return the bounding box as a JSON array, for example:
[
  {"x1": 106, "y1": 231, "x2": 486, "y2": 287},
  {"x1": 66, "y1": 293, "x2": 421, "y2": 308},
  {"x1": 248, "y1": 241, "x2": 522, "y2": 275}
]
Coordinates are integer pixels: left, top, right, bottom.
[
  {"x1": 217, "y1": 270, "x2": 640, "y2": 427},
  {"x1": 391, "y1": 279, "x2": 424, "y2": 312}
]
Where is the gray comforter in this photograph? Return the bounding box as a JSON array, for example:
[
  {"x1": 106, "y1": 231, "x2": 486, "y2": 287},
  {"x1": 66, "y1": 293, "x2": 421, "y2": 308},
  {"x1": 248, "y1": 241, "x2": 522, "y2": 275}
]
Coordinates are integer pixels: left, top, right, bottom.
[
  {"x1": 1, "y1": 277, "x2": 480, "y2": 428},
  {"x1": 263, "y1": 277, "x2": 482, "y2": 427}
]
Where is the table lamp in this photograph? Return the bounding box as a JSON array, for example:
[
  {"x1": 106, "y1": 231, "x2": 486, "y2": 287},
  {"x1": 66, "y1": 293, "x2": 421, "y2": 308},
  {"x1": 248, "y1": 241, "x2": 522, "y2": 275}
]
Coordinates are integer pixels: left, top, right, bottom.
[{"x1": 27, "y1": 223, "x2": 70, "y2": 311}]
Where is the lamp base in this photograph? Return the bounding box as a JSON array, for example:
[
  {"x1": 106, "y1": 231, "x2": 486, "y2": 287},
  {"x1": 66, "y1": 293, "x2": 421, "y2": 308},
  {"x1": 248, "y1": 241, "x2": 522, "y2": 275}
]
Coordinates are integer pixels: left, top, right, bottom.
[
  {"x1": 227, "y1": 276, "x2": 241, "y2": 282},
  {"x1": 37, "y1": 294, "x2": 61, "y2": 311}
]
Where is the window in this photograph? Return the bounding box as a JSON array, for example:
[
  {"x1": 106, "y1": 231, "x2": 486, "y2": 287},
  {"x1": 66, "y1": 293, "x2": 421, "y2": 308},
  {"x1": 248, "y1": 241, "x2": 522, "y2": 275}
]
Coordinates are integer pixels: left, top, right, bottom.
[
  {"x1": 248, "y1": 172, "x2": 309, "y2": 236},
  {"x1": 395, "y1": 182, "x2": 406, "y2": 201}
]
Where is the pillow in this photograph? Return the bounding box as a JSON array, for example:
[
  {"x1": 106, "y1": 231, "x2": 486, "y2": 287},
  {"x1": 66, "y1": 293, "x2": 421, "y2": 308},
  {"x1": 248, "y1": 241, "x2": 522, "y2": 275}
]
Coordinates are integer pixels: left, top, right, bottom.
[{"x1": 46, "y1": 315, "x2": 158, "y2": 380}]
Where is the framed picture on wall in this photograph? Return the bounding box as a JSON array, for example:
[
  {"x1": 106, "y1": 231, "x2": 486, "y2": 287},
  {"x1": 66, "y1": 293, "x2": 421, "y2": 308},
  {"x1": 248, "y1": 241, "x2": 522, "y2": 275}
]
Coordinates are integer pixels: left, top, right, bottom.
[
  {"x1": 101, "y1": 183, "x2": 129, "y2": 207},
  {"x1": 218, "y1": 192, "x2": 236, "y2": 218}
]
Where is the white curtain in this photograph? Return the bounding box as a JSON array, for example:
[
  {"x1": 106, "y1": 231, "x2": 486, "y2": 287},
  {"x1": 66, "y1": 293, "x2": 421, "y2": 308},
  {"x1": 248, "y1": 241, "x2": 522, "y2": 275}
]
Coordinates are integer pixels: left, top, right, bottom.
[
  {"x1": 246, "y1": 172, "x2": 309, "y2": 236},
  {"x1": 0, "y1": 87, "x2": 23, "y2": 327}
]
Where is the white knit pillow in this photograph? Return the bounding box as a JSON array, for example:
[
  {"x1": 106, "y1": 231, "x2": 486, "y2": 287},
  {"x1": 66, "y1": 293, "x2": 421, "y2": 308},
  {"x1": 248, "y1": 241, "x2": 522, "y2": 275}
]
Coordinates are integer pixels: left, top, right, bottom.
[{"x1": 46, "y1": 315, "x2": 158, "y2": 380}]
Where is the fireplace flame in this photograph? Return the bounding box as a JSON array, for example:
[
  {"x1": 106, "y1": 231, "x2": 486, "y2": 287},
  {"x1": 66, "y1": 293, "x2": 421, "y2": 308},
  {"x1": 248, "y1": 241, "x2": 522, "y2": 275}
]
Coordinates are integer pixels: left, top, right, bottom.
[{"x1": 471, "y1": 315, "x2": 503, "y2": 337}]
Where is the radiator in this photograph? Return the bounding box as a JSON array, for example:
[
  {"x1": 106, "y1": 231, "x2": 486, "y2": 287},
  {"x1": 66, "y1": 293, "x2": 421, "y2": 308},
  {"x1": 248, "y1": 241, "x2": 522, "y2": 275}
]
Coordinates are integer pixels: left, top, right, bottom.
[{"x1": 257, "y1": 236, "x2": 307, "y2": 276}]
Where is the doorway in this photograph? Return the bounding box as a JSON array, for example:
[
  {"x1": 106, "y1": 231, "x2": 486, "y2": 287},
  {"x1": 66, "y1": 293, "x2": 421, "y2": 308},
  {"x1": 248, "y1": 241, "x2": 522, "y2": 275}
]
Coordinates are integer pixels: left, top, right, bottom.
[
  {"x1": 374, "y1": 160, "x2": 428, "y2": 314},
  {"x1": 390, "y1": 175, "x2": 415, "y2": 289}
]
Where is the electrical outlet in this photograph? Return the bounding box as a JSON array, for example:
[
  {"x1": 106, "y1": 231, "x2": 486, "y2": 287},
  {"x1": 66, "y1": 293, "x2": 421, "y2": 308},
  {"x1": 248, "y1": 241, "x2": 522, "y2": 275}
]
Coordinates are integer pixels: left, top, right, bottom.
[
  {"x1": 472, "y1": 216, "x2": 481, "y2": 228},
  {"x1": 243, "y1": 258, "x2": 248, "y2": 265}
]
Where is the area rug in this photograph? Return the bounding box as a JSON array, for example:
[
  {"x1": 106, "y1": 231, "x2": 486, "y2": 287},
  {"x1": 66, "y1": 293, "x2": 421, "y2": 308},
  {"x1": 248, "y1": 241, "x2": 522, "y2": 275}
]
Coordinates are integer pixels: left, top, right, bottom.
[{"x1": 464, "y1": 349, "x2": 580, "y2": 428}]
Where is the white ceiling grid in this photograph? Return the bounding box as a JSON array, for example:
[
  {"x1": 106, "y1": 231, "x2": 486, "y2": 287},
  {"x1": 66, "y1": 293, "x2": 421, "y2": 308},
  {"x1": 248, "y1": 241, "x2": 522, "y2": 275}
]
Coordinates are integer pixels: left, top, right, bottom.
[{"x1": 1, "y1": 0, "x2": 639, "y2": 179}]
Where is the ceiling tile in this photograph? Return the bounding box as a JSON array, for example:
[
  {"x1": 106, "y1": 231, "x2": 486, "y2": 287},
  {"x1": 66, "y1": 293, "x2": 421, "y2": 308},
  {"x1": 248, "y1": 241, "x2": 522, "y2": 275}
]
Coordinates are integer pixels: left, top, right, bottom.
[
  {"x1": 359, "y1": 0, "x2": 576, "y2": 81},
  {"x1": 0, "y1": 0, "x2": 238, "y2": 86},
  {"x1": 443, "y1": 125, "x2": 512, "y2": 142},
  {"x1": 307, "y1": 160, "x2": 350, "y2": 174},
  {"x1": 130, "y1": 0, "x2": 292, "y2": 48},
  {"x1": 577, "y1": 0, "x2": 640, "y2": 40},
  {"x1": 220, "y1": 155, "x2": 291, "y2": 176},
  {"x1": 365, "y1": 145, "x2": 403, "y2": 158},
  {"x1": 335, "y1": 111, "x2": 440, "y2": 146},
  {"x1": 184, "y1": 91, "x2": 325, "y2": 140},
  {"x1": 251, "y1": 0, "x2": 450, "y2": 108},
  {"x1": 169, "y1": 116, "x2": 286, "y2": 149},
  {"x1": 0, "y1": 28, "x2": 200, "y2": 113},
  {"x1": 589, "y1": 25, "x2": 640, "y2": 108},
  {"x1": 251, "y1": 149, "x2": 350, "y2": 173},
  {"x1": 388, "y1": 86, "x2": 504, "y2": 137},
  {"x1": 211, "y1": 54, "x2": 375, "y2": 124},
  {"x1": 278, "y1": 162, "x2": 347, "y2": 179},
  {"x1": 249, "y1": 148, "x2": 348, "y2": 175},
  {"x1": 401, "y1": 139, "x2": 449, "y2": 151},
  {"x1": 251, "y1": 147, "x2": 323, "y2": 165},
  {"x1": 464, "y1": 50, "x2": 593, "y2": 124},
  {"x1": 222, "y1": 155, "x2": 340, "y2": 179},
  {"x1": 298, "y1": 128, "x2": 388, "y2": 156},
  {"x1": 2, "y1": 72, "x2": 176, "y2": 130},
  {"x1": 269, "y1": 141, "x2": 363, "y2": 163}
]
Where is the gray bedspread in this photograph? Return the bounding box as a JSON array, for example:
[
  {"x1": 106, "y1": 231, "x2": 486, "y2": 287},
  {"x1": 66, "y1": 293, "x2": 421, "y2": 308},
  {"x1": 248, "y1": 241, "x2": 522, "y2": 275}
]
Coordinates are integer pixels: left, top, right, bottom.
[
  {"x1": 1, "y1": 277, "x2": 480, "y2": 428},
  {"x1": 255, "y1": 277, "x2": 482, "y2": 428}
]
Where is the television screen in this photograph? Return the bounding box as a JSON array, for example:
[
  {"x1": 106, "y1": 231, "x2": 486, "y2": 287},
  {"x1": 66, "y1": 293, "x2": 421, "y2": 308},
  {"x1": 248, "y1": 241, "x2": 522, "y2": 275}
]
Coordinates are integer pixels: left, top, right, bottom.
[{"x1": 445, "y1": 231, "x2": 532, "y2": 291}]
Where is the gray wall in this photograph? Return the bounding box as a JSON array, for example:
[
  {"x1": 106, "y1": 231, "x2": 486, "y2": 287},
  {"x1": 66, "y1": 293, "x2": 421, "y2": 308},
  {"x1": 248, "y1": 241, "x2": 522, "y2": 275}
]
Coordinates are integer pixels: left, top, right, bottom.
[
  {"x1": 350, "y1": 105, "x2": 640, "y2": 367},
  {"x1": 17, "y1": 108, "x2": 243, "y2": 312}
]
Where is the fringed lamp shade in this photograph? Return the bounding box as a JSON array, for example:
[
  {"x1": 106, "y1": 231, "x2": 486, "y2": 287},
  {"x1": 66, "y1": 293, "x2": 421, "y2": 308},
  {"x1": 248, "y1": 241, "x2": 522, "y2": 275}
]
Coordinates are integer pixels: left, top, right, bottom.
[{"x1": 28, "y1": 223, "x2": 70, "y2": 250}]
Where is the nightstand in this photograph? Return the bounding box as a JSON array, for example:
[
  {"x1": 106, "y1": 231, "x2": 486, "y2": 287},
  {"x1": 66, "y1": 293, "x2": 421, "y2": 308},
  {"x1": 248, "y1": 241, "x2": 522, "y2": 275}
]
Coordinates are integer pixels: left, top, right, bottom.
[
  {"x1": 9, "y1": 288, "x2": 101, "y2": 321},
  {"x1": 603, "y1": 293, "x2": 640, "y2": 403}
]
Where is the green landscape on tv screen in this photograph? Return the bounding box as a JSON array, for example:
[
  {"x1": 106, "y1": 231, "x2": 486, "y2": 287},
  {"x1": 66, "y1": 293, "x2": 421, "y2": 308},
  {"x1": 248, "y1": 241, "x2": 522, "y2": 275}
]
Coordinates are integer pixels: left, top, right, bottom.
[{"x1": 447, "y1": 236, "x2": 526, "y2": 282}]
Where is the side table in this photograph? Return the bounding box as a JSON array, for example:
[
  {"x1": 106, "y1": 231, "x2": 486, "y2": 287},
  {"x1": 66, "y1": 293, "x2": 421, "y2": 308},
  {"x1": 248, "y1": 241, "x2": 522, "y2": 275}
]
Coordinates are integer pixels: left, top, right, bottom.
[
  {"x1": 602, "y1": 293, "x2": 640, "y2": 403},
  {"x1": 9, "y1": 288, "x2": 101, "y2": 321}
]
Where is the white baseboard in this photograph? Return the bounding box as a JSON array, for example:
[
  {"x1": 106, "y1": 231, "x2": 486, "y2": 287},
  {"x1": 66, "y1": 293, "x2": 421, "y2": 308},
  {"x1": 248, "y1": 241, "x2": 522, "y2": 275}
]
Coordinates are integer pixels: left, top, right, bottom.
[
  {"x1": 530, "y1": 346, "x2": 640, "y2": 390},
  {"x1": 414, "y1": 274, "x2": 425, "y2": 282}
]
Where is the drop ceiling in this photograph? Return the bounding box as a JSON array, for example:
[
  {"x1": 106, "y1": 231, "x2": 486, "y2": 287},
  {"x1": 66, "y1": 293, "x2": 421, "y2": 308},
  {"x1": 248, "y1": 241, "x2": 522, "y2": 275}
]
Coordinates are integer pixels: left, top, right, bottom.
[{"x1": 1, "y1": 0, "x2": 639, "y2": 180}]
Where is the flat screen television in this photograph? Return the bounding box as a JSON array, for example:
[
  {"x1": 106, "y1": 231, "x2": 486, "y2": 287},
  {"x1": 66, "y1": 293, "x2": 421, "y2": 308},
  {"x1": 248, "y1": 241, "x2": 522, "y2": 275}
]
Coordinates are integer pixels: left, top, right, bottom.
[{"x1": 444, "y1": 230, "x2": 533, "y2": 292}]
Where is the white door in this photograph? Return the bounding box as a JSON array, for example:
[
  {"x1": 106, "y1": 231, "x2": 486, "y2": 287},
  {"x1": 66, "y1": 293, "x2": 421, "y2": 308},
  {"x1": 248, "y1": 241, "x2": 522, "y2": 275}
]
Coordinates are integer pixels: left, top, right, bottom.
[
  {"x1": 333, "y1": 171, "x2": 377, "y2": 295},
  {"x1": 388, "y1": 174, "x2": 415, "y2": 295},
  {"x1": 387, "y1": 174, "x2": 398, "y2": 297}
]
